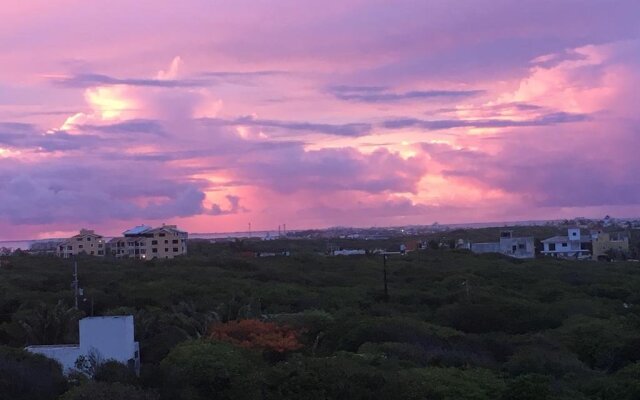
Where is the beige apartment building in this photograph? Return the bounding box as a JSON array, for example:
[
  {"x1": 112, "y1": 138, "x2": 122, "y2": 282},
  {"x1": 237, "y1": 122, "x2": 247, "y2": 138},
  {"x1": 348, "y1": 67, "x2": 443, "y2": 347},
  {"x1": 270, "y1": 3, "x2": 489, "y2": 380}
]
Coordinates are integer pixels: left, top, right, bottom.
[
  {"x1": 591, "y1": 230, "x2": 629, "y2": 261},
  {"x1": 56, "y1": 229, "x2": 106, "y2": 258},
  {"x1": 108, "y1": 224, "x2": 188, "y2": 260}
]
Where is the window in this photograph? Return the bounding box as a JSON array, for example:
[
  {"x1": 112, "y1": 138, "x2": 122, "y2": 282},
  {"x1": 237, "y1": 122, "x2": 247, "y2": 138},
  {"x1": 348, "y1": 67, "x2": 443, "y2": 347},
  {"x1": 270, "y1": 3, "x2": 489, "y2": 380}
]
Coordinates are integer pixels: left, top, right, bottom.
[
  {"x1": 549, "y1": 243, "x2": 556, "y2": 251},
  {"x1": 159, "y1": 233, "x2": 166, "y2": 237},
  {"x1": 67, "y1": 246, "x2": 72, "y2": 250},
  {"x1": 518, "y1": 243, "x2": 526, "y2": 249},
  {"x1": 79, "y1": 244, "x2": 84, "y2": 249},
  {"x1": 87, "y1": 237, "x2": 91, "y2": 241},
  {"x1": 164, "y1": 240, "x2": 168, "y2": 244},
  {"x1": 98, "y1": 244, "x2": 103, "y2": 248},
  {"x1": 512, "y1": 245, "x2": 517, "y2": 252},
  {"x1": 97, "y1": 250, "x2": 104, "y2": 255},
  {"x1": 77, "y1": 238, "x2": 82, "y2": 241},
  {"x1": 90, "y1": 251, "x2": 94, "y2": 255},
  {"x1": 151, "y1": 240, "x2": 158, "y2": 245},
  {"x1": 152, "y1": 248, "x2": 158, "y2": 253},
  {"x1": 562, "y1": 242, "x2": 568, "y2": 247},
  {"x1": 173, "y1": 248, "x2": 179, "y2": 252},
  {"x1": 140, "y1": 249, "x2": 146, "y2": 254},
  {"x1": 172, "y1": 239, "x2": 179, "y2": 244}
]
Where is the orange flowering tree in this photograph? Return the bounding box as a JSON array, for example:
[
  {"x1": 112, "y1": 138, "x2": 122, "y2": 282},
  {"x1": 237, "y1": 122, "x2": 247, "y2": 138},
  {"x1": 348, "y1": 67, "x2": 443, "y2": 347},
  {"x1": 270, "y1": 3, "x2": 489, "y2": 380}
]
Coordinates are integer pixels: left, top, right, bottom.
[{"x1": 209, "y1": 319, "x2": 304, "y2": 353}]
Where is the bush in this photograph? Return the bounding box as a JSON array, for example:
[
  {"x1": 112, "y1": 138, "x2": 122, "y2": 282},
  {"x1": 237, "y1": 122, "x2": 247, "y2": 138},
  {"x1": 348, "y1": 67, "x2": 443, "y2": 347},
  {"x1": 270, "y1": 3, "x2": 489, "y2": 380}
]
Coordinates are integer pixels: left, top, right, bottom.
[
  {"x1": 59, "y1": 382, "x2": 157, "y2": 400},
  {"x1": 159, "y1": 340, "x2": 261, "y2": 400},
  {"x1": 0, "y1": 346, "x2": 67, "y2": 400},
  {"x1": 94, "y1": 360, "x2": 138, "y2": 385}
]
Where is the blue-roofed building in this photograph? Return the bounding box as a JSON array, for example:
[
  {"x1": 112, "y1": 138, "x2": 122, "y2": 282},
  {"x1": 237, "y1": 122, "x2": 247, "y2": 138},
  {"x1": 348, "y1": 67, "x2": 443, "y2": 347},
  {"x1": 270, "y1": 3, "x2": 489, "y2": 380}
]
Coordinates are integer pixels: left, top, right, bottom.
[
  {"x1": 108, "y1": 224, "x2": 188, "y2": 259},
  {"x1": 123, "y1": 225, "x2": 153, "y2": 236}
]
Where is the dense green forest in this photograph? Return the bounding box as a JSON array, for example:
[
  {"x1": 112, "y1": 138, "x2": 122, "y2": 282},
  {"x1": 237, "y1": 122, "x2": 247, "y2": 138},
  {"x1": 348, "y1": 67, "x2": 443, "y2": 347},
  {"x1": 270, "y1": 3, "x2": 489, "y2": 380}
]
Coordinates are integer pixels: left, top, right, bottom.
[{"x1": 2, "y1": 238, "x2": 640, "y2": 399}]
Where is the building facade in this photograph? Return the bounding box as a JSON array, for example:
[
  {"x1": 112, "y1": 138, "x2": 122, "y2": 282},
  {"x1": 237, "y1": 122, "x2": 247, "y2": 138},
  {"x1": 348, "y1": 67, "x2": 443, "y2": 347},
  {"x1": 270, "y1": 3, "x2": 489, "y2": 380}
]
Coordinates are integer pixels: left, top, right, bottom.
[
  {"x1": 497, "y1": 231, "x2": 536, "y2": 259},
  {"x1": 591, "y1": 230, "x2": 629, "y2": 261},
  {"x1": 541, "y1": 228, "x2": 592, "y2": 259},
  {"x1": 56, "y1": 229, "x2": 106, "y2": 258},
  {"x1": 108, "y1": 224, "x2": 188, "y2": 259},
  {"x1": 26, "y1": 315, "x2": 140, "y2": 375},
  {"x1": 471, "y1": 231, "x2": 535, "y2": 259}
]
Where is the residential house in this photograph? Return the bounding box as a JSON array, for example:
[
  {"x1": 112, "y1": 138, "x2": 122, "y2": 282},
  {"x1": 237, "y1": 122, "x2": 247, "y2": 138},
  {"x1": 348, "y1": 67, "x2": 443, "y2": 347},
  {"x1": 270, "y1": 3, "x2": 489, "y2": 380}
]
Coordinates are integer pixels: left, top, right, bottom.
[
  {"x1": 591, "y1": 230, "x2": 629, "y2": 261},
  {"x1": 26, "y1": 315, "x2": 140, "y2": 375},
  {"x1": 108, "y1": 224, "x2": 188, "y2": 260},
  {"x1": 56, "y1": 229, "x2": 106, "y2": 258},
  {"x1": 471, "y1": 230, "x2": 535, "y2": 259},
  {"x1": 541, "y1": 228, "x2": 592, "y2": 259}
]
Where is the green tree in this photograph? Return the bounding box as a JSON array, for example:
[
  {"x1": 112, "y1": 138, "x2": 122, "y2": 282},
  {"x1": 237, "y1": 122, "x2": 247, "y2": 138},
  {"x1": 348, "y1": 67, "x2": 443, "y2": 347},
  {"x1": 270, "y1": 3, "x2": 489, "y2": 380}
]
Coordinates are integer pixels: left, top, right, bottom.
[
  {"x1": 502, "y1": 374, "x2": 551, "y2": 400},
  {"x1": 0, "y1": 346, "x2": 67, "y2": 400},
  {"x1": 159, "y1": 339, "x2": 261, "y2": 400},
  {"x1": 94, "y1": 360, "x2": 138, "y2": 385},
  {"x1": 59, "y1": 382, "x2": 157, "y2": 400}
]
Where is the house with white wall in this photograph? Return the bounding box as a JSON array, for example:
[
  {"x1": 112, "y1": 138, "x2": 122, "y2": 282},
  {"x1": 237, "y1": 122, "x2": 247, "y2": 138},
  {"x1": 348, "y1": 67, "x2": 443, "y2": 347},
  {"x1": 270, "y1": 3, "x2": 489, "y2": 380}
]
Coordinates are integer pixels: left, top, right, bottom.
[
  {"x1": 26, "y1": 315, "x2": 140, "y2": 375},
  {"x1": 541, "y1": 228, "x2": 592, "y2": 259},
  {"x1": 471, "y1": 231, "x2": 535, "y2": 259}
]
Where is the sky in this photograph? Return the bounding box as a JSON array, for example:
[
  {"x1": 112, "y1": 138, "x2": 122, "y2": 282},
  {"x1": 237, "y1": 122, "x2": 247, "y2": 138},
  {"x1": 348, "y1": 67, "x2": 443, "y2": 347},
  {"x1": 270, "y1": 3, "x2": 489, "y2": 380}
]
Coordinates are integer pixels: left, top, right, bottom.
[{"x1": 1, "y1": 0, "x2": 640, "y2": 240}]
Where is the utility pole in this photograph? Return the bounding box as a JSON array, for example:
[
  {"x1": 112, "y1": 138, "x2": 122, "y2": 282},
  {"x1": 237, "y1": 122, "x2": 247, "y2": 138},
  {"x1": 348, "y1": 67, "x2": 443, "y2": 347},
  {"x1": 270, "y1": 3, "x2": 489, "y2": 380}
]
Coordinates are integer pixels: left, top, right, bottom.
[
  {"x1": 73, "y1": 261, "x2": 79, "y2": 310},
  {"x1": 382, "y1": 254, "x2": 389, "y2": 302},
  {"x1": 462, "y1": 279, "x2": 470, "y2": 300}
]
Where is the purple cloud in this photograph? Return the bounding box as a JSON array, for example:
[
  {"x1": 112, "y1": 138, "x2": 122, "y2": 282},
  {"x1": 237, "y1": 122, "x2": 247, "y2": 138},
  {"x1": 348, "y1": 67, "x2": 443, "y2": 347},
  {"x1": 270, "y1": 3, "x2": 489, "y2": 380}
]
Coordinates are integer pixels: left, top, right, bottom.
[
  {"x1": 328, "y1": 85, "x2": 483, "y2": 102},
  {"x1": 51, "y1": 73, "x2": 209, "y2": 89},
  {"x1": 202, "y1": 116, "x2": 372, "y2": 137},
  {"x1": 384, "y1": 112, "x2": 589, "y2": 130}
]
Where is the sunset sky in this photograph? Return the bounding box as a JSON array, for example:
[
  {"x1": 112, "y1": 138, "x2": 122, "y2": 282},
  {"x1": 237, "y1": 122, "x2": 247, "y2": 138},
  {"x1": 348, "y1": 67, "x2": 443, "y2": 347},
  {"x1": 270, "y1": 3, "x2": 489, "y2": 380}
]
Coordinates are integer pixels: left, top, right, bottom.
[{"x1": 1, "y1": 0, "x2": 640, "y2": 240}]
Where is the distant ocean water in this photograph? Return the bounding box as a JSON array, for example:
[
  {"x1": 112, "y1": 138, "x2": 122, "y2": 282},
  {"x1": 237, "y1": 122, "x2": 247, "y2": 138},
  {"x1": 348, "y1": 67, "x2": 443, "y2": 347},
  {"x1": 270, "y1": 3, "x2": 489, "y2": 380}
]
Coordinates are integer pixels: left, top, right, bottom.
[{"x1": 0, "y1": 240, "x2": 34, "y2": 250}]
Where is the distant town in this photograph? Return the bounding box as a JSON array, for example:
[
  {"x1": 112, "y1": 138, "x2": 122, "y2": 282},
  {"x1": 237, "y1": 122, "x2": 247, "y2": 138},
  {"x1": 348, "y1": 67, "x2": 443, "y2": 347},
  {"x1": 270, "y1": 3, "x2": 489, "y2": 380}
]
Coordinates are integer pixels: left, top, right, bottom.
[{"x1": 2, "y1": 215, "x2": 639, "y2": 262}]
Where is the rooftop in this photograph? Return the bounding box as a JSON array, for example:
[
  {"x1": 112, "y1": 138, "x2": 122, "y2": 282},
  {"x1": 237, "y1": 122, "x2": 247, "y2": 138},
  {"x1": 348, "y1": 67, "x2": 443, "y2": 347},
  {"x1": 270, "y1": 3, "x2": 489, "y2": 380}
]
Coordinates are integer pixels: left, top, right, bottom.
[
  {"x1": 123, "y1": 225, "x2": 153, "y2": 235},
  {"x1": 542, "y1": 235, "x2": 592, "y2": 243},
  {"x1": 25, "y1": 344, "x2": 79, "y2": 349}
]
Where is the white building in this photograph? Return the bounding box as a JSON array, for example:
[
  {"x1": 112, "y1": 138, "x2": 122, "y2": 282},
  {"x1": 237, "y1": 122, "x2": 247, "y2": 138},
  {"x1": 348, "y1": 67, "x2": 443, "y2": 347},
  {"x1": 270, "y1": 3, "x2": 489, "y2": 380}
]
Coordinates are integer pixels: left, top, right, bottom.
[
  {"x1": 26, "y1": 316, "x2": 140, "y2": 375},
  {"x1": 541, "y1": 228, "x2": 592, "y2": 259},
  {"x1": 471, "y1": 231, "x2": 535, "y2": 259}
]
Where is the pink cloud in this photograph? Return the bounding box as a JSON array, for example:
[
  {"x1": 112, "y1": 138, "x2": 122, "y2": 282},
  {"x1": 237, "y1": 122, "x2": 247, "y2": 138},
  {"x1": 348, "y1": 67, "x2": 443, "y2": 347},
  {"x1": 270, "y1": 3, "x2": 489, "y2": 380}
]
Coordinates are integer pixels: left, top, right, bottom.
[{"x1": 1, "y1": 2, "x2": 640, "y2": 239}]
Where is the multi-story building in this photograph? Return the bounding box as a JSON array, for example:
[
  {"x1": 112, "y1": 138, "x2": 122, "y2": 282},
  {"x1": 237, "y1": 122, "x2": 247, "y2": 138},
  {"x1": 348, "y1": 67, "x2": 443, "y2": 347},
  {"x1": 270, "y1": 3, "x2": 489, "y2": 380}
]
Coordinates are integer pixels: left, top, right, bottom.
[
  {"x1": 591, "y1": 230, "x2": 629, "y2": 261},
  {"x1": 56, "y1": 229, "x2": 106, "y2": 258},
  {"x1": 108, "y1": 224, "x2": 188, "y2": 259},
  {"x1": 541, "y1": 228, "x2": 592, "y2": 259},
  {"x1": 541, "y1": 228, "x2": 630, "y2": 261}
]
